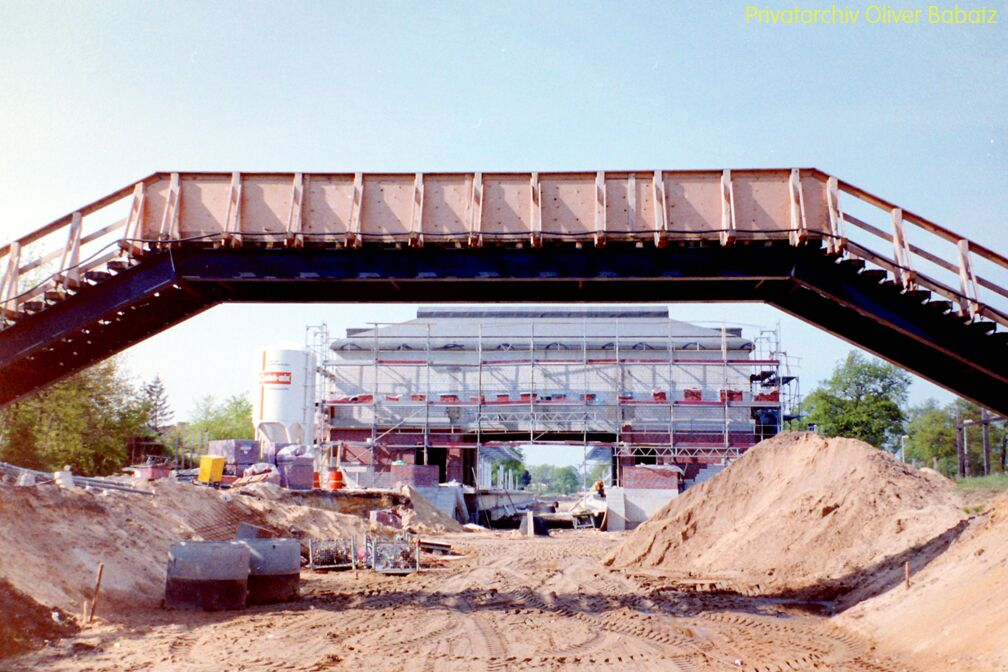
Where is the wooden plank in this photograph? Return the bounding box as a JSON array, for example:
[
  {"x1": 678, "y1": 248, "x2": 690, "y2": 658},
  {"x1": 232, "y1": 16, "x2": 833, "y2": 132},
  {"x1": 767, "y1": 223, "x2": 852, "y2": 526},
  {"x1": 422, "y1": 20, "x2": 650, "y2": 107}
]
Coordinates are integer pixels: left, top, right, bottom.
[
  {"x1": 652, "y1": 170, "x2": 667, "y2": 248},
  {"x1": 720, "y1": 169, "x2": 736, "y2": 246},
  {"x1": 958, "y1": 239, "x2": 980, "y2": 318},
  {"x1": 58, "y1": 211, "x2": 83, "y2": 288},
  {"x1": 286, "y1": 172, "x2": 305, "y2": 248},
  {"x1": 890, "y1": 208, "x2": 915, "y2": 289},
  {"x1": 826, "y1": 176, "x2": 844, "y2": 253},
  {"x1": 788, "y1": 169, "x2": 807, "y2": 246},
  {"x1": 593, "y1": 171, "x2": 606, "y2": 247}
]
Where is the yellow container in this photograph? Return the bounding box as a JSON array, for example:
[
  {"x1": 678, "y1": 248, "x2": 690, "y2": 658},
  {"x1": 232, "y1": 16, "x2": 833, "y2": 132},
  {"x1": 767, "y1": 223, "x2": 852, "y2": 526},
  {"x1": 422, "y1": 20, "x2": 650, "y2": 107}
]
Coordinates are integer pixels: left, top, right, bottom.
[{"x1": 198, "y1": 455, "x2": 226, "y2": 484}]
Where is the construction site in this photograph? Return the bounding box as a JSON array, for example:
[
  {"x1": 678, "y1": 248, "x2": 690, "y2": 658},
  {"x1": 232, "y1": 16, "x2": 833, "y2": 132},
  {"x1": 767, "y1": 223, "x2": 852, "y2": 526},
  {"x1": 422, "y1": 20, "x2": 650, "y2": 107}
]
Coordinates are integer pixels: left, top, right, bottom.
[
  {"x1": 310, "y1": 307, "x2": 798, "y2": 528},
  {"x1": 0, "y1": 161, "x2": 1005, "y2": 672}
]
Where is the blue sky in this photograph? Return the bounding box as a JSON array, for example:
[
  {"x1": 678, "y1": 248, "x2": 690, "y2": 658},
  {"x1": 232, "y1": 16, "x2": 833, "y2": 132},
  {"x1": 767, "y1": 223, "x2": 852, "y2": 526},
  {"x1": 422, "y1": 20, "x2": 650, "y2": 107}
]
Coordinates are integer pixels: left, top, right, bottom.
[{"x1": 0, "y1": 2, "x2": 1005, "y2": 464}]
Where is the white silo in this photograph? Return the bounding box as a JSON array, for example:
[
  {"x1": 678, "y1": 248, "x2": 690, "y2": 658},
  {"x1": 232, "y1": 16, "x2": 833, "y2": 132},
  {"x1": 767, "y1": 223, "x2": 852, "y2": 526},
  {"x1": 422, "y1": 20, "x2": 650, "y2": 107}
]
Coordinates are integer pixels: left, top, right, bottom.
[{"x1": 253, "y1": 347, "x2": 316, "y2": 446}]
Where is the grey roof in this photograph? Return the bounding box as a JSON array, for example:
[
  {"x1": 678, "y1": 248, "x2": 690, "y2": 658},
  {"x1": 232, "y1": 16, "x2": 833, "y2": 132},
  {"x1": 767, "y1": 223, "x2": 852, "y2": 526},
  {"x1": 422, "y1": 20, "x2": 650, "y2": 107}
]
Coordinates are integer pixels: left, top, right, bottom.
[
  {"x1": 332, "y1": 307, "x2": 752, "y2": 352},
  {"x1": 417, "y1": 307, "x2": 670, "y2": 319}
]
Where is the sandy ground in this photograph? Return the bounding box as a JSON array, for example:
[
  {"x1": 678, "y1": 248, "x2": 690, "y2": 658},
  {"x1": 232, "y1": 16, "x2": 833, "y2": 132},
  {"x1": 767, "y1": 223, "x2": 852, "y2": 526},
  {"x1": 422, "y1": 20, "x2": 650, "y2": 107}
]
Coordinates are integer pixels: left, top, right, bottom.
[{"x1": 4, "y1": 530, "x2": 920, "y2": 672}]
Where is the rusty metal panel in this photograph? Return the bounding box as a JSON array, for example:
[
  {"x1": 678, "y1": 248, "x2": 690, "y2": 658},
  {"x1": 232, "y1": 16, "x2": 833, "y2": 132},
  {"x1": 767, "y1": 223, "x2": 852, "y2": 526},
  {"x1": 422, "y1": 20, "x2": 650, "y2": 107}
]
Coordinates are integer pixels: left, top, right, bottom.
[
  {"x1": 481, "y1": 174, "x2": 532, "y2": 239},
  {"x1": 360, "y1": 174, "x2": 414, "y2": 240},
  {"x1": 239, "y1": 175, "x2": 290, "y2": 240},
  {"x1": 303, "y1": 174, "x2": 354, "y2": 239},
  {"x1": 665, "y1": 172, "x2": 721, "y2": 236},
  {"x1": 177, "y1": 174, "x2": 231, "y2": 239},
  {"x1": 420, "y1": 174, "x2": 470, "y2": 239},
  {"x1": 140, "y1": 176, "x2": 171, "y2": 240},
  {"x1": 730, "y1": 170, "x2": 791, "y2": 239},
  {"x1": 801, "y1": 173, "x2": 830, "y2": 235},
  {"x1": 604, "y1": 173, "x2": 653, "y2": 237},
  {"x1": 540, "y1": 172, "x2": 595, "y2": 238}
]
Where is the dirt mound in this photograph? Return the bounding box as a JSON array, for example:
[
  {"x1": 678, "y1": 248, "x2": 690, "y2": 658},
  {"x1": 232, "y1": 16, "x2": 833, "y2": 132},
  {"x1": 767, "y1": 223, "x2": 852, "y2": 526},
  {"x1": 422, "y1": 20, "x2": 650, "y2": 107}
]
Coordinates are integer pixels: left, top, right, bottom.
[
  {"x1": 0, "y1": 579, "x2": 75, "y2": 659},
  {"x1": 606, "y1": 432, "x2": 964, "y2": 598},
  {"x1": 400, "y1": 486, "x2": 462, "y2": 534},
  {"x1": 0, "y1": 479, "x2": 377, "y2": 623},
  {"x1": 840, "y1": 490, "x2": 1008, "y2": 672}
]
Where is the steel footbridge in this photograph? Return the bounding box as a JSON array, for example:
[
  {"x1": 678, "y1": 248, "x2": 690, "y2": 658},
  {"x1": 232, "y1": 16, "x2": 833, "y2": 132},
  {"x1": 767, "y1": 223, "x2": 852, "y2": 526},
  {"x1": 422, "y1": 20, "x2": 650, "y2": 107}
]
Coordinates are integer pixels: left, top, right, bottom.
[{"x1": 1, "y1": 169, "x2": 1005, "y2": 413}]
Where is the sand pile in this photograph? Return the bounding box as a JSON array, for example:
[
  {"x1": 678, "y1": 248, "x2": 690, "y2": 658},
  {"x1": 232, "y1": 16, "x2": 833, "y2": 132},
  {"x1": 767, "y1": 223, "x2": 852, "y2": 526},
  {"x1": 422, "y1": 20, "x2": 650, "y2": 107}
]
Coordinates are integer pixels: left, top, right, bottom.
[
  {"x1": 0, "y1": 479, "x2": 372, "y2": 626},
  {"x1": 606, "y1": 432, "x2": 965, "y2": 598},
  {"x1": 840, "y1": 490, "x2": 1008, "y2": 672}
]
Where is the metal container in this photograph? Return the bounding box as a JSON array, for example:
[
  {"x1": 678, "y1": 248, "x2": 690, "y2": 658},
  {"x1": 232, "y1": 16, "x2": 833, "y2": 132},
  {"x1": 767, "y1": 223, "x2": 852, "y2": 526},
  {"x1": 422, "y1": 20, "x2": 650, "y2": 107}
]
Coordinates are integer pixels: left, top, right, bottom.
[
  {"x1": 253, "y1": 348, "x2": 316, "y2": 445},
  {"x1": 209, "y1": 439, "x2": 262, "y2": 467},
  {"x1": 276, "y1": 455, "x2": 314, "y2": 490},
  {"x1": 237, "y1": 538, "x2": 301, "y2": 604},
  {"x1": 165, "y1": 542, "x2": 249, "y2": 611}
]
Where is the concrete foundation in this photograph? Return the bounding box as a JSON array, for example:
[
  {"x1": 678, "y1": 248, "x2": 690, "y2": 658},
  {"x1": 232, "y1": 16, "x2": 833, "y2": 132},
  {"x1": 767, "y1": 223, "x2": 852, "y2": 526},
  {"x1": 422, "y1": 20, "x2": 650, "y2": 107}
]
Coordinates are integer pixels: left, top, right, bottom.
[{"x1": 606, "y1": 487, "x2": 679, "y2": 531}]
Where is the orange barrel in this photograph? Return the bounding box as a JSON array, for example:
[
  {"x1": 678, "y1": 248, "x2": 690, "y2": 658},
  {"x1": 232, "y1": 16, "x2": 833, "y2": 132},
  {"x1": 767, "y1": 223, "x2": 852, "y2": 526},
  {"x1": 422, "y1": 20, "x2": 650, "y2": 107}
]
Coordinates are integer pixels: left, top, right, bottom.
[
  {"x1": 328, "y1": 469, "x2": 344, "y2": 491},
  {"x1": 312, "y1": 471, "x2": 321, "y2": 489}
]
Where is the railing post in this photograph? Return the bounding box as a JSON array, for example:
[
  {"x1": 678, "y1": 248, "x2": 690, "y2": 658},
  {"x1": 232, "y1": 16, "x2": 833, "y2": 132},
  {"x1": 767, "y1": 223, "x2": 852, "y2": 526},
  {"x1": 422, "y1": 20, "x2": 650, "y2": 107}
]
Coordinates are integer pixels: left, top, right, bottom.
[
  {"x1": 529, "y1": 172, "x2": 542, "y2": 248},
  {"x1": 121, "y1": 182, "x2": 147, "y2": 259},
  {"x1": 286, "y1": 172, "x2": 304, "y2": 248},
  {"x1": 467, "y1": 172, "x2": 483, "y2": 248},
  {"x1": 1, "y1": 241, "x2": 22, "y2": 316},
  {"x1": 348, "y1": 172, "x2": 363, "y2": 248},
  {"x1": 58, "y1": 211, "x2": 83, "y2": 289},
  {"x1": 890, "y1": 208, "x2": 916, "y2": 289},
  {"x1": 593, "y1": 171, "x2": 607, "y2": 248},
  {"x1": 788, "y1": 169, "x2": 807, "y2": 245},
  {"x1": 408, "y1": 173, "x2": 424, "y2": 248},
  {"x1": 159, "y1": 172, "x2": 181, "y2": 243},
  {"x1": 720, "y1": 169, "x2": 736, "y2": 246},
  {"x1": 652, "y1": 170, "x2": 667, "y2": 248},
  {"x1": 826, "y1": 176, "x2": 844, "y2": 254},
  {"x1": 957, "y1": 239, "x2": 980, "y2": 318},
  {"x1": 223, "y1": 172, "x2": 242, "y2": 248}
]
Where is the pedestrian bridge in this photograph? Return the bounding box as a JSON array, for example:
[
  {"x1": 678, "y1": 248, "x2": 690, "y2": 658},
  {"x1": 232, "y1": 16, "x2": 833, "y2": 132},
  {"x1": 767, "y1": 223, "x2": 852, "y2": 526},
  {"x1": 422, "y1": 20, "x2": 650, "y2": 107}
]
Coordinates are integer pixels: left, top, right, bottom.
[{"x1": 1, "y1": 169, "x2": 1006, "y2": 413}]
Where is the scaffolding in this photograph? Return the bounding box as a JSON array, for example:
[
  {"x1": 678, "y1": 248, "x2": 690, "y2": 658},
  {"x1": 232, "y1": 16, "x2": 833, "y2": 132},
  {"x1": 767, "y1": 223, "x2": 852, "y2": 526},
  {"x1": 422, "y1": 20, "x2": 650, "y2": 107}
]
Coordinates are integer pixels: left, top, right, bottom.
[{"x1": 314, "y1": 313, "x2": 799, "y2": 476}]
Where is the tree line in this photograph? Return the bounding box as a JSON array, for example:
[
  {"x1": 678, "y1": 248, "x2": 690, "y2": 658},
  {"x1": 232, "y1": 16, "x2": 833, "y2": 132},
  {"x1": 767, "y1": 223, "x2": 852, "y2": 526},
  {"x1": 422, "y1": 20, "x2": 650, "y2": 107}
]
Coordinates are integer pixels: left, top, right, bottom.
[
  {"x1": 0, "y1": 359, "x2": 253, "y2": 476},
  {"x1": 799, "y1": 352, "x2": 1006, "y2": 477},
  {"x1": 1, "y1": 351, "x2": 1003, "y2": 480}
]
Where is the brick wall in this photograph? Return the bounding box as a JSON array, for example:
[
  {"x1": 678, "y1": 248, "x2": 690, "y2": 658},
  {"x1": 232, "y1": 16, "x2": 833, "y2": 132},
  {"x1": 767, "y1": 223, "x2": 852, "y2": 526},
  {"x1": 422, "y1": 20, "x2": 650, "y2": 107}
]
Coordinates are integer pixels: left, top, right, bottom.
[
  {"x1": 390, "y1": 464, "x2": 440, "y2": 487},
  {"x1": 621, "y1": 465, "x2": 680, "y2": 490}
]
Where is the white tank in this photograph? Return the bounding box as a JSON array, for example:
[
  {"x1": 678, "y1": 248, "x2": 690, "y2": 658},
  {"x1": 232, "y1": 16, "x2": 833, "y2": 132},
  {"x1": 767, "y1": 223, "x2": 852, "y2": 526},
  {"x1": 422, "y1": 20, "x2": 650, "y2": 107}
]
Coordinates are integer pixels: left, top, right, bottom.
[{"x1": 253, "y1": 348, "x2": 316, "y2": 446}]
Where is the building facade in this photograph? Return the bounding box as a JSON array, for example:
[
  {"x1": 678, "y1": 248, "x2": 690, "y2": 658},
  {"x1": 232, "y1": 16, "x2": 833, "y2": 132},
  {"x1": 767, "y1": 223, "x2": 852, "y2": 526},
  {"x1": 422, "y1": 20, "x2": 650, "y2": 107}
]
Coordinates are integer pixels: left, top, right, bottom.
[{"x1": 317, "y1": 307, "x2": 797, "y2": 488}]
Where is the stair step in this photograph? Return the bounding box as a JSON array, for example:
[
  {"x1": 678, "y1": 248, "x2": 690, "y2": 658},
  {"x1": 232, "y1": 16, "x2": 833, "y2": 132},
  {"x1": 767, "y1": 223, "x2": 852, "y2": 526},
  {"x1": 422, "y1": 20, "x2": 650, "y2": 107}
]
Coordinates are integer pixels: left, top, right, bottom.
[
  {"x1": 44, "y1": 289, "x2": 67, "y2": 303},
  {"x1": 927, "y1": 300, "x2": 953, "y2": 313},
  {"x1": 968, "y1": 321, "x2": 997, "y2": 335},
  {"x1": 23, "y1": 300, "x2": 44, "y2": 313},
  {"x1": 859, "y1": 269, "x2": 888, "y2": 283},
  {"x1": 989, "y1": 332, "x2": 1008, "y2": 347},
  {"x1": 83, "y1": 270, "x2": 111, "y2": 283},
  {"x1": 903, "y1": 289, "x2": 931, "y2": 303},
  {"x1": 107, "y1": 260, "x2": 130, "y2": 272},
  {"x1": 839, "y1": 258, "x2": 866, "y2": 272}
]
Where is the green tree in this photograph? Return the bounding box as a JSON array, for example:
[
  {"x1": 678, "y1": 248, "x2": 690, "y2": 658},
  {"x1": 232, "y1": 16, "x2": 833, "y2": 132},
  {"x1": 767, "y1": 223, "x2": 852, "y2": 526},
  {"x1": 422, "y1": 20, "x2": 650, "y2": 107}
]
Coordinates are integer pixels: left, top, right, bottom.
[
  {"x1": 552, "y1": 466, "x2": 581, "y2": 494},
  {"x1": 905, "y1": 399, "x2": 957, "y2": 475},
  {"x1": 0, "y1": 359, "x2": 150, "y2": 475},
  {"x1": 586, "y1": 461, "x2": 610, "y2": 484},
  {"x1": 802, "y1": 351, "x2": 911, "y2": 449},
  {"x1": 491, "y1": 447, "x2": 527, "y2": 489},
  {"x1": 142, "y1": 375, "x2": 173, "y2": 435},
  {"x1": 187, "y1": 394, "x2": 255, "y2": 440}
]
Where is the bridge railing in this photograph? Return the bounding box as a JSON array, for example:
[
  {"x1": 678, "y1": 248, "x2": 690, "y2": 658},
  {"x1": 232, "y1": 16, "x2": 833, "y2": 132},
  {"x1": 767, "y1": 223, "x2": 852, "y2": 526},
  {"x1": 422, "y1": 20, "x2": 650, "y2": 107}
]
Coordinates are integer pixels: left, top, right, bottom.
[{"x1": 0, "y1": 169, "x2": 1006, "y2": 331}]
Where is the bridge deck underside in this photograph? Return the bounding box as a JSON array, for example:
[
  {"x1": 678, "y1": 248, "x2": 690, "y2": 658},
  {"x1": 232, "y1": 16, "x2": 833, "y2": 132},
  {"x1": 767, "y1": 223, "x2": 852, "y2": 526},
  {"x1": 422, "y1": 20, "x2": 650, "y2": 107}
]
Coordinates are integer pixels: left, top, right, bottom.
[{"x1": 1, "y1": 243, "x2": 1005, "y2": 415}]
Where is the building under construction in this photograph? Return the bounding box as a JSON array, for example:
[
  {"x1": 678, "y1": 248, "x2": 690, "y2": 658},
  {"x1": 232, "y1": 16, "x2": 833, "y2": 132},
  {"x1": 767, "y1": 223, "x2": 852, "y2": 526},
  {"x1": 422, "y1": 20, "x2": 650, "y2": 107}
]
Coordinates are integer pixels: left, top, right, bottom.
[{"x1": 313, "y1": 307, "x2": 798, "y2": 490}]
